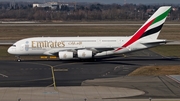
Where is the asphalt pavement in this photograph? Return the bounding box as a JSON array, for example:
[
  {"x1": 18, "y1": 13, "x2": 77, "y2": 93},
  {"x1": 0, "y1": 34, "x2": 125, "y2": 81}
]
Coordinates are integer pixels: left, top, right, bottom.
[{"x1": 0, "y1": 50, "x2": 180, "y2": 99}]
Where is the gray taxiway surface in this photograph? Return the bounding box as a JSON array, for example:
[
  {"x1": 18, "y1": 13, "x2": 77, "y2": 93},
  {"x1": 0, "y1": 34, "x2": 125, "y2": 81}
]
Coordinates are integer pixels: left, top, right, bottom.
[
  {"x1": 0, "y1": 50, "x2": 180, "y2": 99},
  {"x1": 1, "y1": 50, "x2": 180, "y2": 86}
]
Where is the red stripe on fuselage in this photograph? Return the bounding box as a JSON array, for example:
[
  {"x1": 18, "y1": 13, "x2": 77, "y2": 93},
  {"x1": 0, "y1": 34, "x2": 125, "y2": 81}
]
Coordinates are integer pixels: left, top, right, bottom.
[{"x1": 115, "y1": 19, "x2": 154, "y2": 51}]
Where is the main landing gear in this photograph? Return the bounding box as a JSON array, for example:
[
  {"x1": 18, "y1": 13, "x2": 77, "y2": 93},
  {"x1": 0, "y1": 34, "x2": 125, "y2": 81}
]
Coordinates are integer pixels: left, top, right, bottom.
[
  {"x1": 80, "y1": 58, "x2": 98, "y2": 62},
  {"x1": 15, "y1": 56, "x2": 21, "y2": 62}
]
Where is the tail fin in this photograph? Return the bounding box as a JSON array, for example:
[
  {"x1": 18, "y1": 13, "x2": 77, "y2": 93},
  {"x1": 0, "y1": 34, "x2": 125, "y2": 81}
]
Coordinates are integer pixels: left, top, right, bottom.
[
  {"x1": 115, "y1": 6, "x2": 171, "y2": 51},
  {"x1": 133, "y1": 6, "x2": 171, "y2": 40}
]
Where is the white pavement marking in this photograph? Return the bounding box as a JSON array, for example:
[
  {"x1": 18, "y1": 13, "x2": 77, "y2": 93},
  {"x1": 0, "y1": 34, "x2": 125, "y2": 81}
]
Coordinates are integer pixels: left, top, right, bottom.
[
  {"x1": 0, "y1": 73, "x2": 8, "y2": 78},
  {"x1": 167, "y1": 75, "x2": 180, "y2": 84}
]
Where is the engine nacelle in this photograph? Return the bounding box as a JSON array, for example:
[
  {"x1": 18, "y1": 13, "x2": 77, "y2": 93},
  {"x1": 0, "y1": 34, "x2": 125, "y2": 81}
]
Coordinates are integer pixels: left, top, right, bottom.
[
  {"x1": 58, "y1": 51, "x2": 73, "y2": 60},
  {"x1": 77, "y1": 50, "x2": 93, "y2": 59}
]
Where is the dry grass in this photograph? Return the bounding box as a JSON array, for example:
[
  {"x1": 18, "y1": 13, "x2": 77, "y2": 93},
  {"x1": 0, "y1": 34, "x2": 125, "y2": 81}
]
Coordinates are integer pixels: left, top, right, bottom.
[
  {"x1": 159, "y1": 25, "x2": 180, "y2": 40},
  {"x1": 129, "y1": 65, "x2": 180, "y2": 76},
  {"x1": 0, "y1": 24, "x2": 180, "y2": 40},
  {"x1": 0, "y1": 26, "x2": 135, "y2": 40},
  {"x1": 150, "y1": 45, "x2": 180, "y2": 57}
]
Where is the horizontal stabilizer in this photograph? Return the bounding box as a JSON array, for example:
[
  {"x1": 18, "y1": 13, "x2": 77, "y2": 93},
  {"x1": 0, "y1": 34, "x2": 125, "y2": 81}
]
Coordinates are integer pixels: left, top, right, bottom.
[{"x1": 141, "y1": 40, "x2": 172, "y2": 45}]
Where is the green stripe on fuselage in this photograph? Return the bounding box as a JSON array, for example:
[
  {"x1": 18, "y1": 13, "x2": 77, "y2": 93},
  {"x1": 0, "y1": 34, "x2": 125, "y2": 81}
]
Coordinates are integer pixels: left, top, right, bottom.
[{"x1": 152, "y1": 8, "x2": 171, "y2": 24}]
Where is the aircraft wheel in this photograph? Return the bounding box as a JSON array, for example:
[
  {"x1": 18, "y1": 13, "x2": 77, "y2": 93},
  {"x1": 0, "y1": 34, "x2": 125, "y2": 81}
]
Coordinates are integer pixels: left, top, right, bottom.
[
  {"x1": 17, "y1": 59, "x2": 21, "y2": 62},
  {"x1": 15, "y1": 56, "x2": 21, "y2": 62},
  {"x1": 93, "y1": 58, "x2": 97, "y2": 62}
]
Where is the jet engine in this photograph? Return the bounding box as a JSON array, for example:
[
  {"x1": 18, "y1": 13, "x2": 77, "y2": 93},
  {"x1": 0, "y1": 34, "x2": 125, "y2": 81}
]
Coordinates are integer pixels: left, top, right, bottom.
[
  {"x1": 58, "y1": 51, "x2": 73, "y2": 60},
  {"x1": 77, "y1": 50, "x2": 93, "y2": 58}
]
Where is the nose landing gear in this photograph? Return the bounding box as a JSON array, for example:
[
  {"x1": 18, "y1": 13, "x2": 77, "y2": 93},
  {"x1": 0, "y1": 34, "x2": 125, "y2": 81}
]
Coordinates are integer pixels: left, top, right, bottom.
[{"x1": 15, "y1": 56, "x2": 21, "y2": 62}]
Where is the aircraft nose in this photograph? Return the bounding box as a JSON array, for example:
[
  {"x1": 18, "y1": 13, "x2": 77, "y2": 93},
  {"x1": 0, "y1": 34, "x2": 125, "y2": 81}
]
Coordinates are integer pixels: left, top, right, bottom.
[
  {"x1": 7, "y1": 47, "x2": 12, "y2": 54},
  {"x1": 7, "y1": 47, "x2": 15, "y2": 54}
]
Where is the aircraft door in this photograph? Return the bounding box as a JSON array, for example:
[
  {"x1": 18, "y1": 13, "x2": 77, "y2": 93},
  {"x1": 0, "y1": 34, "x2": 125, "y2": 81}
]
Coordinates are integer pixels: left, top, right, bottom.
[
  {"x1": 97, "y1": 39, "x2": 101, "y2": 44},
  {"x1": 20, "y1": 44, "x2": 25, "y2": 51},
  {"x1": 118, "y1": 39, "x2": 120, "y2": 43}
]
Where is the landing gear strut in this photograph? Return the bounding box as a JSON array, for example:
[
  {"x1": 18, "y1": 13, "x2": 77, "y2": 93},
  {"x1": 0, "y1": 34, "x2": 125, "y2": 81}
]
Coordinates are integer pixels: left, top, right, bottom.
[{"x1": 15, "y1": 56, "x2": 21, "y2": 62}]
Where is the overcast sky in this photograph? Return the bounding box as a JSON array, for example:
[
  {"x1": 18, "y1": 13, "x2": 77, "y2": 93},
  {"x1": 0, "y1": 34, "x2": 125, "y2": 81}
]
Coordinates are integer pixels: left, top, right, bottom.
[{"x1": 2, "y1": 0, "x2": 180, "y2": 4}]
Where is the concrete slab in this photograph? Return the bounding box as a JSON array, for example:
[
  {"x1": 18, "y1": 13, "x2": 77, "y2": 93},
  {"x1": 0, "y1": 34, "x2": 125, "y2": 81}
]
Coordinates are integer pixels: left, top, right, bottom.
[
  {"x1": 82, "y1": 76, "x2": 180, "y2": 98},
  {"x1": 0, "y1": 86, "x2": 144, "y2": 101},
  {"x1": 168, "y1": 75, "x2": 180, "y2": 84}
]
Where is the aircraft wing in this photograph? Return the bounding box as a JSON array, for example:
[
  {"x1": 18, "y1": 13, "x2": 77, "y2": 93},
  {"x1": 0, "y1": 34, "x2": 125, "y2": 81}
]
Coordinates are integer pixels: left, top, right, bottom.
[
  {"x1": 43, "y1": 47, "x2": 115, "y2": 56},
  {"x1": 74, "y1": 47, "x2": 115, "y2": 52}
]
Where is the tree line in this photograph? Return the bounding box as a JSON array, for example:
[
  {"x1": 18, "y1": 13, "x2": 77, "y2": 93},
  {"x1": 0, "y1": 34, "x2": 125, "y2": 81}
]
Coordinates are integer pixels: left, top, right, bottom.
[{"x1": 0, "y1": 2, "x2": 179, "y2": 21}]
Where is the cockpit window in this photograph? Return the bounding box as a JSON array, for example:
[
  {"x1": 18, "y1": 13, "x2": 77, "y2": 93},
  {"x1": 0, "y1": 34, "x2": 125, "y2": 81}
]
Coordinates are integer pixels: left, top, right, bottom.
[{"x1": 12, "y1": 45, "x2": 16, "y2": 47}]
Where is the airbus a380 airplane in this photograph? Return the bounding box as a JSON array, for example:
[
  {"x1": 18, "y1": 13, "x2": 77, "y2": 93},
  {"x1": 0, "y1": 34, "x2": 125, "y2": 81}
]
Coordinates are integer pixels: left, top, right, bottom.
[{"x1": 8, "y1": 6, "x2": 171, "y2": 61}]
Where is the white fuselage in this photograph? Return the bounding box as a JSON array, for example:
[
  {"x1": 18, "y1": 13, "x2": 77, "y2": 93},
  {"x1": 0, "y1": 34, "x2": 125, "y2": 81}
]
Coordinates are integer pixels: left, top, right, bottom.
[{"x1": 7, "y1": 36, "x2": 151, "y2": 59}]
